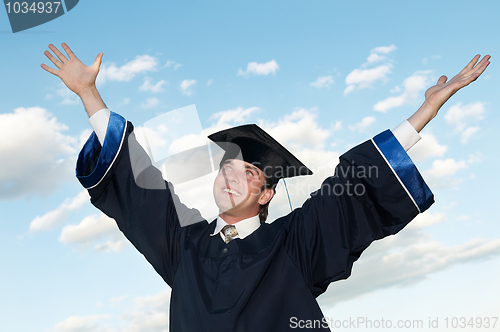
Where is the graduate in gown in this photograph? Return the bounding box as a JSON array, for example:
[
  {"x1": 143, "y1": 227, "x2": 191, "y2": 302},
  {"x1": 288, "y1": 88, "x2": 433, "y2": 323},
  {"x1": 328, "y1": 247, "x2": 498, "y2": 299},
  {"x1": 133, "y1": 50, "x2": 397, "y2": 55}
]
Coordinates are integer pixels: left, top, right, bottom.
[{"x1": 42, "y1": 43, "x2": 490, "y2": 332}]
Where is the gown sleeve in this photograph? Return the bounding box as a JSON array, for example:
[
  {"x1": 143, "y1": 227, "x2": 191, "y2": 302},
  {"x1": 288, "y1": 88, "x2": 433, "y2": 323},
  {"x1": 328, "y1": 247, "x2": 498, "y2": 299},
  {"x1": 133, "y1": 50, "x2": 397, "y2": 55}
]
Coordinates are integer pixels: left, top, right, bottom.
[
  {"x1": 283, "y1": 129, "x2": 434, "y2": 297},
  {"x1": 75, "y1": 111, "x2": 203, "y2": 286}
]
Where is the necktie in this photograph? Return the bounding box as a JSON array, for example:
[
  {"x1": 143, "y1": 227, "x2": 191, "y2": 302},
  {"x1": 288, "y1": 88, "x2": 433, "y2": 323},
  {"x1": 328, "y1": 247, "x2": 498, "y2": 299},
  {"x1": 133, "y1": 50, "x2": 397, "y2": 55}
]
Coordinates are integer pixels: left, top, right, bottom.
[{"x1": 221, "y1": 225, "x2": 238, "y2": 243}]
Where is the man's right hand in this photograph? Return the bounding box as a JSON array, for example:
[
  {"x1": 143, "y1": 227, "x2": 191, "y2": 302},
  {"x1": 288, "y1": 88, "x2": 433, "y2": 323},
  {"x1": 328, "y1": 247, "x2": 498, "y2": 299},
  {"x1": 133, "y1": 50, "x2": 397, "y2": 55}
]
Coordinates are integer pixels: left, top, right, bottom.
[
  {"x1": 42, "y1": 43, "x2": 106, "y2": 118},
  {"x1": 42, "y1": 43, "x2": 102, "y2": 96}
]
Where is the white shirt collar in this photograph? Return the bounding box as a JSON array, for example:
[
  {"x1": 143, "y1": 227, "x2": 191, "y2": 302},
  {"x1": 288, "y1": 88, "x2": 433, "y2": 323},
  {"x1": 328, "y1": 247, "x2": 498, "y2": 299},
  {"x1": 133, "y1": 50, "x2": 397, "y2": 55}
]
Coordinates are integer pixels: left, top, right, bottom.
[{"x1": 210, "y1": 214, "x2": 261, "y2": 240}]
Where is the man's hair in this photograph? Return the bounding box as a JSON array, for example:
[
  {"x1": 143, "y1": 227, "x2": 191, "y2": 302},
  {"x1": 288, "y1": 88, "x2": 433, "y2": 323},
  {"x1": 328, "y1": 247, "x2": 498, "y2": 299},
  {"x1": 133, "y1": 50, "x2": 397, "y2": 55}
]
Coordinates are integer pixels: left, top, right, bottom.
[{"x1": 258, "y1": 176, "x2": 275, "y2": 223}]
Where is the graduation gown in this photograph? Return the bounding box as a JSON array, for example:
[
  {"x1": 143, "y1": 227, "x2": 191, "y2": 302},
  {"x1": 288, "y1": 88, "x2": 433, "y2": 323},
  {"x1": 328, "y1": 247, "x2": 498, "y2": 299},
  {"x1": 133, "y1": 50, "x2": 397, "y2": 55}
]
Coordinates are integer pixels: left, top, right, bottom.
[{"x1": 76, "y1": 112, "x2": 434, "y2": 332}]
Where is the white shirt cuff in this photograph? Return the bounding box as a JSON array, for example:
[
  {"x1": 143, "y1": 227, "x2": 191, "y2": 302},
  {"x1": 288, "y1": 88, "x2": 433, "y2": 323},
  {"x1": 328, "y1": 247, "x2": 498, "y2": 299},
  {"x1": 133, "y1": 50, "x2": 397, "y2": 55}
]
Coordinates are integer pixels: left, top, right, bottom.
[
  {"x1": 88, "y1": 108, "x2": 111, "y2": 146},
  {"x1": 391, "y1": 120, "x2": 421, "y2": 151}
]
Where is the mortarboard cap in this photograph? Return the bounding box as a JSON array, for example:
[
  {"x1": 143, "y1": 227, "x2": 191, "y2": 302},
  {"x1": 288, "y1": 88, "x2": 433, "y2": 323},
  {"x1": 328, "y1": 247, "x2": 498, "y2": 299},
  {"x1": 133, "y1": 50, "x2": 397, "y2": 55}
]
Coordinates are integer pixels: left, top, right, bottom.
[{"x1": 208, "y1": 124, "x2": 313, "y2": 187}]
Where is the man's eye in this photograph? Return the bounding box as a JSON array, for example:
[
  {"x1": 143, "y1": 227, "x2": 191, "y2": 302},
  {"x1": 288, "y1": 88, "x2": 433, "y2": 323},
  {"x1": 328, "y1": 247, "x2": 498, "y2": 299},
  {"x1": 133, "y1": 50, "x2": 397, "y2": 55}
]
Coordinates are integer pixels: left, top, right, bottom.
[{"x1": 246, "y1": 170, "x2": 254, "y2": 176}]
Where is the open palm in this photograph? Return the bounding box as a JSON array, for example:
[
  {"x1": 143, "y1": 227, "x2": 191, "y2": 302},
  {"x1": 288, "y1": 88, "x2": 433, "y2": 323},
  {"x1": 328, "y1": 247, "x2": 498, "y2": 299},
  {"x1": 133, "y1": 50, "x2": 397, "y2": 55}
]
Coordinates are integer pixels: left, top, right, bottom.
[
  {"x1": 41, "y1": 43, "x2": 103, "y2": 96},
  {"x1": 424, "y1": 54, "x2": 490, "y2": 110}
]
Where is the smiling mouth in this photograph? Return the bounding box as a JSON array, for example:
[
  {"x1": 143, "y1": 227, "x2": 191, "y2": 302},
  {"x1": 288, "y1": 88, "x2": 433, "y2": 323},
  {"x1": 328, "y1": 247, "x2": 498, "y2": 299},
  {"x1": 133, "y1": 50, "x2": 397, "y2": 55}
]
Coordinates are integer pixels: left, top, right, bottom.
[{"x1": 223, "y1": 188, "x2": 242, "y2": 196}]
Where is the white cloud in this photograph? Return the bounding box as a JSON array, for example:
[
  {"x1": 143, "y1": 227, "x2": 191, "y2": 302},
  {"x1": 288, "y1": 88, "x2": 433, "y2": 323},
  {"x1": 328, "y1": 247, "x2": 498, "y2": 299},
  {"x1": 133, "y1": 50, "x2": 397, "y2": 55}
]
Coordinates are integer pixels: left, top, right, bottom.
[
  {"x1": 109, "y1": 295, "x2": 127, "y2": 308},
  {"x1": 180, "y1": 79, "x2": 196, "y2": 96},
  {"x1": 424, "y1": 158, "x2": 468, "y2": 189},
  {"x1": 139, "y1": 77, "x2": 167, "y2": 93},
  {"x1": 460, "y1": 126, "x2": 480, "y2": 144},
  {"x1": 370, "y1": 45, "x2": 397, "y2": 55},
  {"x1": 344, "y1": 45, "x2": 396, "y2": 94},
  {"x1": 54, "y1": 290, "x2": 172, "y2": 332},
  {"x1": 55, "y1": 314, "x2": 112, "y2": 332},
  {"x1": 407, "y1": 133, "x2": 447, "y2": 162},
  {"x1": 406, "y1": 211, "x2": 447, "y2": 230},
  {"x1": 444, "y1": 102, "x2": 485, "y2": 144},
  {"x1": 310, "y1": 75, "x2": 334, "y2": 88},
  {"x1": 366, "y1": 53, "x2": 387, "y2": 64},
  {"x1": 318, "y1": 211, "x2": 500, "y2": 308},
  {"x1": 134, "y1": 290, "x2": 171, "y2": 310},
  {"x1": 29, "y1": 190, "x2": 89, "y2": 232},
  {"x1": 141, "y1": 98, "x2": 160, "y2": 109},
  {"x1": 206, "y1": 79, "x2": 213, "y2": 86},
  {"x1": 344, "y1": 65, "x2": 392, "y2": 94},
  {"x1": 167, "y1": 133, "x2": 206, "y2": 156},
  {"x1": 445, "y1": 102, "x2": 485, "y2": 131},
  {"x1": 165, "y1": 60, "x2": 181, "y2": 70},
  {"x1": 119, "y1": 98, "x2": 131, "y2": 106},
  {"x1": 467, "y1": 152, "x2": 483, "y2": 164},
  {"x1": 366, "y1": 44, "x2": 397, "y2": 64},
  {"x1": 423, "y1": 154, "x2": 486, "y2": 189},
  {"x1": 57, "y1": 83, "x2": 80, "y2": 105},
  {"x1": 422, "y1": 55, "x2": 442, "y2": 65},
  {"x1": 390, "y1": 86, "x2": 401, "y2": 93},
  {"x1": 373, "y1": 70, "x2": 433, "y2": 112},
  {"x1": 426, "y1": 158, "x2": 467, "y2": 178},
  {"x1": 209, "y1": 106, "x2": 260, "y2": 127},
  {"x1": 264, "y1": 108, "x2": 331, "y2": 151},
  {"x1": 331, "y1": 121, "x2": 342, "y2": 132},
  {"x1": 95, "y1": 240, "x2": 124, "y2": 253},
  {"x1": 79, "y1": 128, "x2": 93, "y2": 148},
  {"x1": 98, "y1": 55, "x2": 158, "y2": 84},
  {"x1": 348, "y1": 116, "x2": 376, "y2": 132},
  {"x1": 0, "y1": 107, "x2": 77, "y2": 199},
  {"x1": 238, "y1": 60, "x2": 279, "y2": 76},
  {"x1": 59, "y1": 213, "x2": 124, "y2": 251}
]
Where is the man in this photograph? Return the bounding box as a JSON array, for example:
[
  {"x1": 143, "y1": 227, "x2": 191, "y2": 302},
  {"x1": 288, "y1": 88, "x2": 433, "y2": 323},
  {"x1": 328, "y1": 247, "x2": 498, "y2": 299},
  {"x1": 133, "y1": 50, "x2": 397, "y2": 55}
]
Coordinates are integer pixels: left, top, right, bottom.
[{"x1": 42, "y1": 43, "x2": 489, "y2": 331}]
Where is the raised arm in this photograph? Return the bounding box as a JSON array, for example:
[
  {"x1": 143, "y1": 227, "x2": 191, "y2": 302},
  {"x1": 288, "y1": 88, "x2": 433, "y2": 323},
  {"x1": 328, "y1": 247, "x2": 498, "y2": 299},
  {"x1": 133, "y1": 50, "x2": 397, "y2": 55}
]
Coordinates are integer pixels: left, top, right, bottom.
[
  {"x1": 408, "y1": 54, "x2": 491, "y2": 132},
  {"x1": 41, "y1": 43, "x2": 106, "y2": 118}
]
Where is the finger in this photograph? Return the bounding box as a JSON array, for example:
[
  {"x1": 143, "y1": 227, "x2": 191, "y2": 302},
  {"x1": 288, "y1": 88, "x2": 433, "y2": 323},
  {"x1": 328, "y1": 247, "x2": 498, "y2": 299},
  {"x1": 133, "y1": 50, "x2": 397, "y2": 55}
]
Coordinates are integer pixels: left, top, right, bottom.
[
  {"x1": 61, "y1": 43, "x2": 77, "y2": 60},
  {"x1": 460, "y1": 59, "x2": 490, "y2": 86},
  {"x1": 437, "y1": 75, "x2": 447, "y2": 85},
  {"x1": 44, "y1": 50, "x2": 63, "y2": 69},
  {"x1": 471, "y1": 55, "x2": 491, "y2": 74},
  {"x1": 40, "y1": 63, "x2": 58, "y2": 76},
  {"x1": 459, "y1": 54, "x2": 480, "y2": 75},
  {"x1": 465, "y1": 56, "x2": 491, "y2": 82},
  {"x1": 92, "y1": 52, "x2": 103, "y2": 71},
  {"x1": 48, "y1": 43, "x2": 69, "y2": 63},
  {"x1": 472, "y1": 57, "x2": 491, "y2": 77}
]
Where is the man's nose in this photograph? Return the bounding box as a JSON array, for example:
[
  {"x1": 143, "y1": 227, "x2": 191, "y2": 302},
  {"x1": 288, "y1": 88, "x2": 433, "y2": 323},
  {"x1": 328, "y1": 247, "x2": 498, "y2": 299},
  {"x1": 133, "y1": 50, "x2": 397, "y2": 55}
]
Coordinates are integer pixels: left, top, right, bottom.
[{"x1": 223, "y1": 168, "x2": 241, "y2": 183}]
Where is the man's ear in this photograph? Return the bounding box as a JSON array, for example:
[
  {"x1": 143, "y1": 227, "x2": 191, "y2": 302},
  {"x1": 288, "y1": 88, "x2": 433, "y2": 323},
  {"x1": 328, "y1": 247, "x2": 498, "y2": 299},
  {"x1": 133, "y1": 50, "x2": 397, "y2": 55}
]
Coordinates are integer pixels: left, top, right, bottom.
[{"x1": 258, "y1": 187, "x2": 274, "y2": 205}]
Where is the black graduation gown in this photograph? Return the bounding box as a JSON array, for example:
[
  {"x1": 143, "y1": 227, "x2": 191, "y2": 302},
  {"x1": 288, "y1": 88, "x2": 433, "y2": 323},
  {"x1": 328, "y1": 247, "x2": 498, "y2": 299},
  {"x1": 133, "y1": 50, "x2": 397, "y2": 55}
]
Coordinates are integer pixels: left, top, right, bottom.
[{"x1": 76, "y1": 112, "x2": 434, "y2": 332}]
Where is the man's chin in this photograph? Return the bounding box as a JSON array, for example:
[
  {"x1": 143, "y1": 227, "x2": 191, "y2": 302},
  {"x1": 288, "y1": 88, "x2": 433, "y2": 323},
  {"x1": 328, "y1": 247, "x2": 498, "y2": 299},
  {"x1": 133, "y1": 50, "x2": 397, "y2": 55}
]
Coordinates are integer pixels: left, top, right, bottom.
[
  {"x1": 216, "y1": 200, "x2": 251, "y2": 216},
  {"x1": 214, "y1": 194, "x2": 243, "y2": 211},
  {"x1": 217, "y1": 205, "x2": 238, "y2": 215},
  {"x1": 215, "y1": 200, "x2": 238, "y2": 214}
]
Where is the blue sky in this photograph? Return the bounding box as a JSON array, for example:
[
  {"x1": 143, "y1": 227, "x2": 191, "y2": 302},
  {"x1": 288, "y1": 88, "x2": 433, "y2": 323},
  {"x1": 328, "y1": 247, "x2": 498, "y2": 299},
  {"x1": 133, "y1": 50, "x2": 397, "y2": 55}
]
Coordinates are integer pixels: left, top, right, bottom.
[{"x1": 1, "y1": 1, "x2": 499, "y2": 331}]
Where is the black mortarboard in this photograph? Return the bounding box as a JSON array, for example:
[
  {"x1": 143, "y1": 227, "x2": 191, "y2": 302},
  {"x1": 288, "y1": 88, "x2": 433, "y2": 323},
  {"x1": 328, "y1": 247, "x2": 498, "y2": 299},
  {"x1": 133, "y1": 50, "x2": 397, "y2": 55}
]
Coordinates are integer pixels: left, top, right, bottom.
[{"x1": 208, "y1": 124, "x2": 313, "y2": 187}]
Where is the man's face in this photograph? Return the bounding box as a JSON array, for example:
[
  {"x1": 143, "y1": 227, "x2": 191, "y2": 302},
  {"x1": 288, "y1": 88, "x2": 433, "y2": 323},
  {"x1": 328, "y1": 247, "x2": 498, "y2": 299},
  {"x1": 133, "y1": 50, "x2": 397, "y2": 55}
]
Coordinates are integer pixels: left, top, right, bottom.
[{"x1": 213, "y1": 159, "x2": 272, "y2": 223}]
